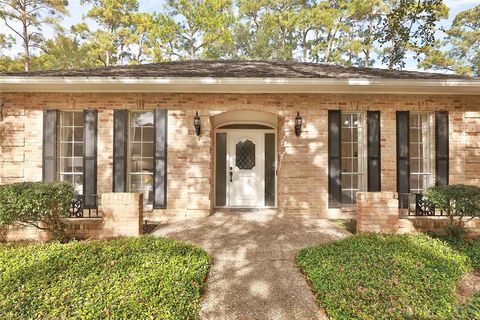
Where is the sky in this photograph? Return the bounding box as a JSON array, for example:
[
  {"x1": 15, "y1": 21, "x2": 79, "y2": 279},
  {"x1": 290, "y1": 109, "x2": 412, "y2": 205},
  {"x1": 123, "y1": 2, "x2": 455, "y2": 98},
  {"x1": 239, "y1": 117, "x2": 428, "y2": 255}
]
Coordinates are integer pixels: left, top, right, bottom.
[{"x1": 1, "y1": 0, "x2": 480, "y2": 71}]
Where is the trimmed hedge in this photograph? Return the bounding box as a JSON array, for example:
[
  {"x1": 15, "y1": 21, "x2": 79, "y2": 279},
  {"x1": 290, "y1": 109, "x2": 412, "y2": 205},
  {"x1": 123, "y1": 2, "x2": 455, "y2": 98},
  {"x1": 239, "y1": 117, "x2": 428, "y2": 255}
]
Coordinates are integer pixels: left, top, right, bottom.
[
  {"x1": 297, "y1": 234, "x2": 473, "y2": 320},
  {"x1": 0, "y1": 181, "x2": 74, "y2": 240},
  {"x1": 425, "y1": 184, "x2": 480, "y2": 221},
  {"x1": 0, "y1": 236, "x2": 211, "y2": 319}
]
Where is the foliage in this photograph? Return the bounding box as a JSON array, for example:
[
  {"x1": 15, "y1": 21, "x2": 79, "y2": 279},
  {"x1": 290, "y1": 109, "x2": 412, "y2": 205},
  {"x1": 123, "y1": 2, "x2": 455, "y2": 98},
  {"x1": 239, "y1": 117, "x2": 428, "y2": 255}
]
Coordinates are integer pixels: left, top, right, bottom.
[
  {"x1": 424, "y1": 185, "x2": 480, "y2": 225},
  {"x1": 0, "y1": 1, "x2": 478, "y2": 74},
  {"x1": 0, "y1": 236, "x2": 211, "y2": 319},
  {"x1": 420, "y1": 5, "x2": 480, "y2": 76},
  {"x1": 0, "y1": 0, "x2": 68, "y2": 71},
  {"x1": 377, "y1": 0, "x2": 448, "y2": 69},
  {"x1": 441, "y1": 238, "x2": 480, "y2": 319},
  {"x1": 297, "y1": 233, "x2": 472, "y2": 319},
  {"x1": 0, "y1": 182, "x2": 74, "y2": 241}
]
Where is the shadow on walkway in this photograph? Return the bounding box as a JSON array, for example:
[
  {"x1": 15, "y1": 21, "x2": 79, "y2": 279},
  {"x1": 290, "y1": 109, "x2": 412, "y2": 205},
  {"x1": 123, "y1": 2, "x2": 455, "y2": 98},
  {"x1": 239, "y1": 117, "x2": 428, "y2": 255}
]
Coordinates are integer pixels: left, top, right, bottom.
[{"x1": 153, "y1": 211, "x2": 351, "y2": 320}]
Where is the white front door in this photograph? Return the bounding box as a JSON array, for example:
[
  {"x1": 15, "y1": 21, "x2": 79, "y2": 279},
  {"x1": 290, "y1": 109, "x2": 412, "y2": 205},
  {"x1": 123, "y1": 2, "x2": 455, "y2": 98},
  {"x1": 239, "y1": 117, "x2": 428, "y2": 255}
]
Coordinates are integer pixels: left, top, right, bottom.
[{"x1": 228, "y1": 131, "x2": 264, "y2": 207}]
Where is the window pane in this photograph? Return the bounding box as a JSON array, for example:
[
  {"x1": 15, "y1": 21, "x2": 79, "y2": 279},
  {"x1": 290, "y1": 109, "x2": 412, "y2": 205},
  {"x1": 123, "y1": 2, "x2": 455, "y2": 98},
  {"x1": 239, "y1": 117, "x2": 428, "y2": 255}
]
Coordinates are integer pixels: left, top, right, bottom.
[
  {"x1": 60, "y1": 143, "x2": 72, "y2": 157},
  {"x1": 73, "y1": 175, "x2": 84, "y2": 194},
  {"x1": 73, "y1": 112, "x2": 83, "y2": 126},
  {"x1": 341, "y1": 159, "x2": 351, "y2": 172},
  {"x1": 60, "y1": 128, "x2": 72, "y2": 142},
  {"x1": 61, "y1": 112, "x2": 73, "y2": 127},
  {"x1": 74, "y1": 143, "x2": 83, "y2": 157},
  {"x1": 143, "y1": 127, "x2": 154, "y2": 141},
  {"x1": 74, "y1": 128, "x2": 83, "y2": 142},
  {"x1": 143, "y1": 158, "x2": 154, "y2": 171},
  {"x1": 130, "y1": 143, "x2": 141, "y2": 157},
  {"x1": 73, "y1": 157, "x2": 83, "y2": 172},
  {"x1": 132, "y1": 127, "x2": 142, "y2": 141},
  {"x1": 142, "y1": 143, "x2": 154, "y2": 158}
]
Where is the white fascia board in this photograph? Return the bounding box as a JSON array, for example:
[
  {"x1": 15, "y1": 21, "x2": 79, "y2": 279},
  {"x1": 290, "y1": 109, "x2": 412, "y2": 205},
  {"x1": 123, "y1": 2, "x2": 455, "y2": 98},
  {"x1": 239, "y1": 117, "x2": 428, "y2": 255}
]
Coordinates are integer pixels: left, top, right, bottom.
[{"x1": 0, "y1": 77, "x2": 479, "y2": 95}]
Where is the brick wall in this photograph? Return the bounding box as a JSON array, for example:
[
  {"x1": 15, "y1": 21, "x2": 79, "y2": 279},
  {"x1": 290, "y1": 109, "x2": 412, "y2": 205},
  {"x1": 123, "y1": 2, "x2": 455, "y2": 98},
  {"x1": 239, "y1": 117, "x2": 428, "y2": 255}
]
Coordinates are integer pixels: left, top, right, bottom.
[
  {"x1": 356, "y1": 192, "x2": 400, "y2": 233},
  {"x1": 1, "y1": 92, "x2": 479, "y2": 220}
]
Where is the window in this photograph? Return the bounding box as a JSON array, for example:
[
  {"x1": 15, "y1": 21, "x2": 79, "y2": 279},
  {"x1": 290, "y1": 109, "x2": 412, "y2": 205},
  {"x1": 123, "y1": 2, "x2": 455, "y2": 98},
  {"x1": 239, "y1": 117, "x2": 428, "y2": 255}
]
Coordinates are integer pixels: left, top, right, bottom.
[
  {"x1": 128, "y1": 111, "x2": 154, "y2": 206},
  {"x1": 341, "y1": 113, "x2": 366, "y2": 205},
  {"x1": 410, "y1": 112, "x2": 433, "y2": 194},
  {"x1": 59, "y1": 111, "x2": 84, "y2": 194}
]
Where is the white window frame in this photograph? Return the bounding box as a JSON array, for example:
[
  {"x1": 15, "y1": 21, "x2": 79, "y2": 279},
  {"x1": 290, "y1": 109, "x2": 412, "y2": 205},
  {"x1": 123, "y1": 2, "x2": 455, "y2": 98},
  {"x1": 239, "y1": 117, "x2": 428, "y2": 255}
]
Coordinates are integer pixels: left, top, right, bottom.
[
  {"x1": 409, "y1": 112, "x2": 433, "y2": 194},
  {"x1": 59, "y1": 110, "x2": 84, "y2": 195},
  {"x1": 340, "y1": 112, "x2": 367, "y2": 206},
  {"x1": 127, "y1": 111, "x2": 155, "y2": 207}
]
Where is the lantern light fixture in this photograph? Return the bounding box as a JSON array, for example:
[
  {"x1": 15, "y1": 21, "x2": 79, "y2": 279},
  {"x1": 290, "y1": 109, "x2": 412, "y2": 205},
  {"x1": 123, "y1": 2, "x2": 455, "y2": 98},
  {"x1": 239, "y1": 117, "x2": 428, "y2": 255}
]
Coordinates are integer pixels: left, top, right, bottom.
[
  {"x1": 295, "y1": 112, "x2": 302, "y2": 137},
  {"x1": 193, "y1": 111, "x2": 201, "y2": 136}
]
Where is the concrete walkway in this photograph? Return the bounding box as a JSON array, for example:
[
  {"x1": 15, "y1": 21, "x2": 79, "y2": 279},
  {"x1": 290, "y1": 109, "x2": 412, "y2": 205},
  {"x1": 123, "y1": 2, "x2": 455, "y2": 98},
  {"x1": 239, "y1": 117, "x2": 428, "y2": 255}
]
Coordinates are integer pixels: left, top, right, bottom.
[{"x1": 153, "y1": 210, "x2": 351, "y2": 320}]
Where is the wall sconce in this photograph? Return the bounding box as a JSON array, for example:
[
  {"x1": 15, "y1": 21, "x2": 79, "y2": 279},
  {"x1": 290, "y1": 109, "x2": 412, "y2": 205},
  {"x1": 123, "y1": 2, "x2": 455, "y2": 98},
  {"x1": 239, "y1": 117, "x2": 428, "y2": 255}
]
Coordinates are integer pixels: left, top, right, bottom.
[
  {"x1": 193, "y1": 111, "x2": 201, "y2": 136},
  {"x1": 295, "y1": 112, "x2": 302, "y2": 137}
]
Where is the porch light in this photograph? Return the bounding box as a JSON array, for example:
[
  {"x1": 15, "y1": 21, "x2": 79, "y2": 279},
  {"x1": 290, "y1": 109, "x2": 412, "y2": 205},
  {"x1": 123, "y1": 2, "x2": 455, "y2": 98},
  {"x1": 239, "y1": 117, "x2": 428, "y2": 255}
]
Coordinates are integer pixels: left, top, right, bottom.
[
  {"x1": 295, "y1": 112, "x2": 302, "y2": 137},
  {"x1": 193, "y1": 111, "x2": 201, "y2": 136}
]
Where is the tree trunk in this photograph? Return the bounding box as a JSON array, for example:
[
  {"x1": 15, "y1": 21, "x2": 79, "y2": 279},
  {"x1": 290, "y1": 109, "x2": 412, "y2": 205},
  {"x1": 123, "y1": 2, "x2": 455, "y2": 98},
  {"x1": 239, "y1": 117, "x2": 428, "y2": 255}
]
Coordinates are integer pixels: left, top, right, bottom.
[{"x1": 21, "y1": 6, "x2": 29, "y2": 72}]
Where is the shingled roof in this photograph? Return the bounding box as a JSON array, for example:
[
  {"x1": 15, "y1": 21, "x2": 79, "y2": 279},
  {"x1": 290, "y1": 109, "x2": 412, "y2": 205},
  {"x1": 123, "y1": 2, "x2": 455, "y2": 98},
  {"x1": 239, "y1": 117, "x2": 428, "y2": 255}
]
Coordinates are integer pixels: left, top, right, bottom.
[{"x1": 1, "y1": 60, "x2": 476, "y2": 80}]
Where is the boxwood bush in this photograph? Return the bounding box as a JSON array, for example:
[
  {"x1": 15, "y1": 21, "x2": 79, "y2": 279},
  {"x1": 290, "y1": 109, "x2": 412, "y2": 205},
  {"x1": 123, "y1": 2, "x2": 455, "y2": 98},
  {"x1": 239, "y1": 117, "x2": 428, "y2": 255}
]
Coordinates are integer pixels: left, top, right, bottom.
[
  {"x1": 0, "y1": 236, "x2": 211, "y2": 319},
  {"x1": 425, "y1": 184, "x2": 480, "y2": 222},
  {"x1": 0, "y1": 181, "x2": 74, "y2": 241},
  {"x1": 297, "y1": 234, "x2": 473, "y2": 320}
]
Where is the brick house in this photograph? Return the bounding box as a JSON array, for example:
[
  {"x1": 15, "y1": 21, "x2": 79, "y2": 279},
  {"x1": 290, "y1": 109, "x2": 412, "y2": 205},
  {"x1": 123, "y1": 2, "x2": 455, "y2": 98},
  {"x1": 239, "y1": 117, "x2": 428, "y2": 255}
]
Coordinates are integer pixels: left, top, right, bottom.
[{"x1": 1, "y1": 60, "x2": 480, "y2": 225}]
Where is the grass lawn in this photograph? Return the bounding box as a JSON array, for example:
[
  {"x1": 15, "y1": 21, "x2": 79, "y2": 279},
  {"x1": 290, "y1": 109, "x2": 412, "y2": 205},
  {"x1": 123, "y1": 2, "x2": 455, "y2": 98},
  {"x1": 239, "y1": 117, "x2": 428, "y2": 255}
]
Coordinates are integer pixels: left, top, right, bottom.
[
  {"x1": 0, "y1": 236, "x2": 211, "y2": 319},
  {"x1": 297, "y1": 233, "x2": 480, "y2": 320}
]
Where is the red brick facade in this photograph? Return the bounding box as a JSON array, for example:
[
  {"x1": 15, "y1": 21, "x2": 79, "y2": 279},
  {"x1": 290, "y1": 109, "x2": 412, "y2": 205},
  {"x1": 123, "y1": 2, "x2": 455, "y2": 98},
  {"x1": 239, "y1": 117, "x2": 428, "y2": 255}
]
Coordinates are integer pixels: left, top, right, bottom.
[{"x1": 1, "y1": 92, "x2": 479, "y2": 221}]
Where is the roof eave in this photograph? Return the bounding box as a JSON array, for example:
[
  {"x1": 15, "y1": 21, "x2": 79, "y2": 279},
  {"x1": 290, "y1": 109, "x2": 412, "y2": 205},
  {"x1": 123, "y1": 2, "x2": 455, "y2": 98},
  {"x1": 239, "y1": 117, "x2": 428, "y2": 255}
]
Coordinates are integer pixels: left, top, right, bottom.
[{"x1": 0, "y1": 77, "x2": 479, "y2": 95}]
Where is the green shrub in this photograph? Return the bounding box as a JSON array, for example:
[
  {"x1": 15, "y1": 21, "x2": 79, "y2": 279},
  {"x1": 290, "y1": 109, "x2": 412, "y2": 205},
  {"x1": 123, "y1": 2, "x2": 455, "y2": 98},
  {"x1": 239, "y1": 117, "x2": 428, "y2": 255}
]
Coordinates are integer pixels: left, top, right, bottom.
[
  {"x1": 0, "y1": 236, "x2": 211, "y2": 319},
  {"x1": 425, "y1": 184, "x2": 480, "y2": 222},
  {"x1": 297, "y1": 234, "x2": 472, "y2": 320},
  {"x1": 0, "y1": 181, "x2": 74, "y2": 241},
  {"x1": 425, "y1": 185, "x2": 480, "y2": 237}
]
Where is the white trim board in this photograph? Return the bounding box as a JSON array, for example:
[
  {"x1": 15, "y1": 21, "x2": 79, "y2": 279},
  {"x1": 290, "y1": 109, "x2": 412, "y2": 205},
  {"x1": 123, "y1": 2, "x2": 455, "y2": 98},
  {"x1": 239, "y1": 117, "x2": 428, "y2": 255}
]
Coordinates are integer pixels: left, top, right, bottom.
[{"x1": 1, "y1": 77, "x2": 480, "y2": 95}]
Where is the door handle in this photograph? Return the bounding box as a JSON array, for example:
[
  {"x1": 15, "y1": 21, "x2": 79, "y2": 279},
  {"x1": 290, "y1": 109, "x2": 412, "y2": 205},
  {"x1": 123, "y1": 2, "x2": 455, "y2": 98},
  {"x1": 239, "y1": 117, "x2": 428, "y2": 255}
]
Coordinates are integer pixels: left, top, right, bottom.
[{"x1": 229, "y1": 167, "x2": 233, "y2": 182}]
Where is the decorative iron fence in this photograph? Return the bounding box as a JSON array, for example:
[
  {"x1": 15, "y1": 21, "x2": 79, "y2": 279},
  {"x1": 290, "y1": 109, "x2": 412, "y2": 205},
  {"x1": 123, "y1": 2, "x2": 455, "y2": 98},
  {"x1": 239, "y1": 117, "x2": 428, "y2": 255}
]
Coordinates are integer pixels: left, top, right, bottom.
[
  {"x1": 400, "y1": 193, "x2": 445, "y2": 216},
  {"x1": 70, "y1": 194, "x2": 100, "y2": 218}
]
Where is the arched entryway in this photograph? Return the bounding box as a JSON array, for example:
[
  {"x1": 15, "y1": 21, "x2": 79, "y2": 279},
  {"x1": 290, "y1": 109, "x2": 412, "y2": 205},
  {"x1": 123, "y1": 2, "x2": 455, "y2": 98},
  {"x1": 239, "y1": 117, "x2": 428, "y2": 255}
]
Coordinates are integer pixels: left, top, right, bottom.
[{"x1": 213, "y1": 111, "x2": 278, "y2": 208}]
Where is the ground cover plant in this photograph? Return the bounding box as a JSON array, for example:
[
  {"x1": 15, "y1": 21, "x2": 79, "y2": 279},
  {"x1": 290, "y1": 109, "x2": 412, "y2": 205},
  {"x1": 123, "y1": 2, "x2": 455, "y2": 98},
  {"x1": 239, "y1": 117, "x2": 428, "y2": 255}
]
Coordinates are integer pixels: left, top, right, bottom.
[
  {"x1": 445, "y1": 238, "x2": 480, "y2": 319},
  {"x1": 297, "y1": 233, "x2": 480, "y2": 320},
  {"x1": 0, "y1": 236, "x2": 211, "y2": 319}
]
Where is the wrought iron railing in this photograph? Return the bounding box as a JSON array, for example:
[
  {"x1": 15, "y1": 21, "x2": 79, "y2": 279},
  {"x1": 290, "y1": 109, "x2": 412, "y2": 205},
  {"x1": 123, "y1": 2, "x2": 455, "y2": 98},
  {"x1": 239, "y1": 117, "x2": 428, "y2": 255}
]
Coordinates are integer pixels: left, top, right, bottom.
[
  {"x1": 400, "y1": 193, "x2": 445, "y2": 216},
  {"x1": 70, "y1": 194, "x2": 100, "y2": 218}
]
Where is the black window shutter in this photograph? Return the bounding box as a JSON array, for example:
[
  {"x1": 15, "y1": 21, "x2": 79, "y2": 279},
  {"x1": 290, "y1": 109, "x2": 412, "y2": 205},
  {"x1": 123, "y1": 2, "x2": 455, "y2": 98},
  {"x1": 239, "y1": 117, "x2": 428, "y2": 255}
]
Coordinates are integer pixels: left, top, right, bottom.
[
  {"x1": 42, "y1": 110, "x2": 57, "y2": 182},
  {"x1": 83, "y1": 110, "x2": 97, "y2": 207},
  {"x1": 215, "y1": 132, "x2": 227, "y2": 207},
  {"x1": 154, "y1": 109, "x2": 167, "y2": 209},
  {"x1": 328, "y1": 110, "x2": 342, "y2": 208},
  {"x1": 113, "y1": 110, "x2": 127, "y2": 192},
  {"x1": 367, "y1": 111, "x2": 381, "y2": 191},
  {"x1": 396, "y1": 111, "x2": 410, "y2": 208},
  {"x1": 435, "y1": 111, "x2": 449, "y2": 186}
]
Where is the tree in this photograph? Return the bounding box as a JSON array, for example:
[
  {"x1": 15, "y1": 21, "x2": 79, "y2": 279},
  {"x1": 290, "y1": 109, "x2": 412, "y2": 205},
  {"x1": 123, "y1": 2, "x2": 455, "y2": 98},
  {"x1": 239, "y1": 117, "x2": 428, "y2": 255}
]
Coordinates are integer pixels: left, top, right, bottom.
[
  {"x1": 0, "y1": 0, "x2": 68, "y2": 71},
  {"x1": 420, "y1": 5, "x2": 480, "y2": 76},
  {"x1": 80, "y1": 0, "x2": 140, "y2": 66},
  {"x1": 36, "y1": 32, "x2": 102, "y2": 70},
  {"x1": 377, "y1": 0, "x2": 448, "y2": 69},
  {"x1": 158, "y1": 0, "x2": 235, "y2": 60}
]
